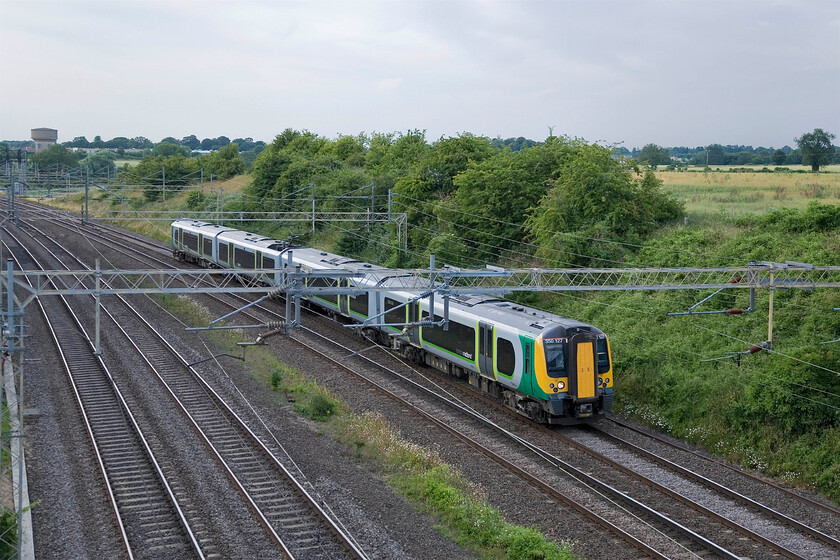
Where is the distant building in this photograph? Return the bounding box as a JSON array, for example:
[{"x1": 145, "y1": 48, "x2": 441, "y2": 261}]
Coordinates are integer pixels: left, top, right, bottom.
[{"x1": 31, "y1": 128, "x2": 58, "y2": 152}]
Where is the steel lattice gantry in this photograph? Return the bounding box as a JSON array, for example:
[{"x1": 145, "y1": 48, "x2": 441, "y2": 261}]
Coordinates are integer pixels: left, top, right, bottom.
[{"x1": 9, "y1": 262, "x2": 840, "y2": 307}]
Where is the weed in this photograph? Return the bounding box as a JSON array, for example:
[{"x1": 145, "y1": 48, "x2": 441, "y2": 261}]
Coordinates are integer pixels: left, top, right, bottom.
[
  {"x1": 294, "y1": 391, "x2": 339, "y2": 422},
  {"x1": 270, "y1": 368, "x2": 283, "y2": 391}
]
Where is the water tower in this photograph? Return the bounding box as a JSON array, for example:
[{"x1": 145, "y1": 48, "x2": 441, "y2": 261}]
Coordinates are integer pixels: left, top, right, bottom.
[{"x1": 31, "y1": 128, "x2": 58, "y2": 152}]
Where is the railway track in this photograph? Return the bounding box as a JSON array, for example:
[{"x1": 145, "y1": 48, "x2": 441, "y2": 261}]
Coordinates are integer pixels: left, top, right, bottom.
[
  {"x1": 13, "y1": 202, "x2": 840, "y2": 558},
  {"x1": 6, "y1": 211, "x2": 368, "y2": 559},
  {"x1": 599, "y1": 415, "x2": 840, "y2": 518},
  {"x1": 2, "y1": 231, "x2": 204, "y2": 560},
  {"x1": 285, "y1": 322, "x2": 840, "y2": 560}
]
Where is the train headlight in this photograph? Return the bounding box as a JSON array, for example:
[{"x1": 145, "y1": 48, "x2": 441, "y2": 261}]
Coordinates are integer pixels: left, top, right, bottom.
[
  {"x1": 556, "y1": 381, "x2": 565, "y2": 390},
  {"x1": 549, "y1": 383, "x2": 554, "y2": 388},
  {"x1": 605, "y1": 377, "x2": 610, "y2": 385},
  {"x1": 598, "y1": 377, "x2": 603, "y2": 385}
]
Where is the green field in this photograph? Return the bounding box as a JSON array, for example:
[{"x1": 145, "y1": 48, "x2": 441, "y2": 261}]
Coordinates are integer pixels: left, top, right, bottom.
[{"x1": 657, "y1": 168, "x2": 840, "y2": 224}]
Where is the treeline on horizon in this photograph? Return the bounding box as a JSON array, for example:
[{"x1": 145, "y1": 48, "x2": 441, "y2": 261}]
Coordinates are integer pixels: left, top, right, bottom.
[{"x1": 5, "y1": 131, "x2": 839, "y2": 168}]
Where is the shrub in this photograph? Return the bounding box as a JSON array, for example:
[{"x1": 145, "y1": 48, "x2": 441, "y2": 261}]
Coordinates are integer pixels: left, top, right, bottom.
[{"x1": 295, "y1": 391, "x2": 339, "y2": 422}]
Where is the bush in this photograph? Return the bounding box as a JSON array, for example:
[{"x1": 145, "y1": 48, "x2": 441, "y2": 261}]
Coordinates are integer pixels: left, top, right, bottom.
[
  {"x1": 737, "y1": 202, "x2": 840, "y2": 233},
  {"x1": 294, "y1": 391, "x2": 339, "y2": 422},
  {"x1": 0, "y1": 509, "x2": 17, "y2": 559}
]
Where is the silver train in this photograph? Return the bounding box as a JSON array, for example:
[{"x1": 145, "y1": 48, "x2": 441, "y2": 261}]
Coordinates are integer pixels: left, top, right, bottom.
[{"x1": 171, "y1": 219, "x2": 614, "y2": 424}]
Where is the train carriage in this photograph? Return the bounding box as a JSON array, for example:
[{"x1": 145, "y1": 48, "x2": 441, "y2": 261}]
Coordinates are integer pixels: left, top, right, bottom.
[{"x1": 171, "y1": 219, "x2": 613, "y2": 424}]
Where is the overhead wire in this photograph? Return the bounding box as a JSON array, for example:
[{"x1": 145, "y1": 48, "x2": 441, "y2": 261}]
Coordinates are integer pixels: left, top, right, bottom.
[
  {"x1": 322, "y1": 217, "x2": 840, "y2": 404},
  {"x1": 139, "y1": 177, "x2": 839, "y2": 404},
  {"x1": 552, "y1": 291, "x2": 840, "y2": 410},
  {"x1": 394, "y1": 191, "x2": 746, "y2": 265}
]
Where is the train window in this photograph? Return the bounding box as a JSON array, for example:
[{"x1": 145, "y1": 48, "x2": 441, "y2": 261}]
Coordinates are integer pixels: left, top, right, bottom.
[
  {"x1": 349, "y1": 288, "x2": 369, "y2": 316},
  {"x1": 219, "y1": 242, "x2": 229, "y2": 264},
  {"x1": 384, "y1": 298, "x2": 404, "y2": 327},
  {"x1": 421, "y1": 312, "x2": 476, "y2": 361},
  {"x1": 308, "y1": 276, "x2": 338, "y2": 305},
  {"x1": 183, "y1": 231, "x2": 199, "y2": 252},
  {"x1": 544, "y1": 340, "x2": 567, "y2": 378},
  {"x1": 596, "y1": 338, "x2": 610, "y2": 374},
  {"x1": 524, "y1": 343, "x2": 531, "y2": 374},
  {"x1": 203, "y1": 236, "x2": 213, "y2": 257},
  {"x1": 234, "y1": 246, "x2": 254, "y2": 268},
  {"x1": 496, "y1": 338, "x2": 515, "y2": 376}
]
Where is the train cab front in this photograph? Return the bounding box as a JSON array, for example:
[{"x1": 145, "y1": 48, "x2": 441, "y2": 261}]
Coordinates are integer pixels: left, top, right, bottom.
[{"x1": 534, "y1": 326, "x2": 614, "y2": 425}]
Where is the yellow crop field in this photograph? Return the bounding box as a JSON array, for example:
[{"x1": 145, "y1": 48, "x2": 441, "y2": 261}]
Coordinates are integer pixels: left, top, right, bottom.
[{"x1": 656, "y1": 169, "x2": 840, "y2": 223}]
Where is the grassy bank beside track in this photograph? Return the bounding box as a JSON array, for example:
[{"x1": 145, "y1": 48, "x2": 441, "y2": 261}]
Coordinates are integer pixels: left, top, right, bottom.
[{"x1": 156, "y1": 293, "x2": 580, "y2": 560}]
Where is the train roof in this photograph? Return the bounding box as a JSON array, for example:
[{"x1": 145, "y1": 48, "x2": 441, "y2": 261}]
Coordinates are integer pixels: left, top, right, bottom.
[
  {"x1": 172, "y1": 219, "x2": 238, "y2": 236},
  {"x1": 381, "y1": 286, "x2": 597, "y2": 336},
  {"x1": 217, "y1": 229, "x2": 293, "y2": 252},
  {"x1": 288, "y1": 247, "x2": 391, "y2": 273},
  {"x1": 170, "y1": 219, "x2": 600, "y2": 336},
  {"x1": 173, "y1": 220, "x2": 294, "y2": 252},
  {"x1": 287, "y1": 245, "x2": 596, "y2": 335},
  {"x1": 475, "y1": 299, "x2": 595, "y2": 334}
]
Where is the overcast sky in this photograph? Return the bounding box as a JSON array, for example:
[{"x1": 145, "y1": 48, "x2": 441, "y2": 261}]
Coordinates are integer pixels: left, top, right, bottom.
[{"x1": 1, "y1": 0, "x2": 838, "y2": 149}]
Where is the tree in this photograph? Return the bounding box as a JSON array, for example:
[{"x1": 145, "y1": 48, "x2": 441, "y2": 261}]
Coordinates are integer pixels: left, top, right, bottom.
[
  {"x1": 153, "y1": 142, "x2": 189, "y2": 157},
  {"x1": 705, "y1": 144, "x2": 728, "y2": 165},
  {"x1": 124, "y1": 153, "x2": 201, "y2": 201},
  {"x1": 106, "y1": 137, "x2": 130, "y2": 149},
  {"x1": 181, "y1": 135, "x2": 201, "y2": 150},
  {"x1": 71, "y1": 136, "x2": 90, "y2": 148},
  {"x1": 525, "y1": 143, "x2": 683, "y2": 266},
  {"x1": 795, "y1": 128, "x2": 836, "y2": 171},
  {"x1": 637, "y1": 144, "x2": 671, "y2": 167},
  {"x1": 29, "y1": 144, "x2": 79, "y2": 171},
  {"x1": 203, "y1": 143, "x2": 245, "y2": 179},
  {"x1": 772, "y1": 149, "x2": 787, "y2": 165},
  {"x1": 130, "y1": 136, "x2": 153, "y2": 149},
  {"x1": 80, "y1": 150, "x2": 117, "y2": 175}
]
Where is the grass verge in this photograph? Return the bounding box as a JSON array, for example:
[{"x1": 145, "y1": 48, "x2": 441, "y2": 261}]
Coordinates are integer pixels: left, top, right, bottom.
[
  {"x1": 337, "y1": 412, "x2": 579, "y2": 560},
  {"x1": 157, "y1": 293, "x2": 579, "y2": 559}
]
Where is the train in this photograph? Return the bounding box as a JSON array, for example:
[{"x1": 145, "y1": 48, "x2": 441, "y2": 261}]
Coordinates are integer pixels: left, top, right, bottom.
[{"x1": 171, "y1": 219, "x2": 614, "y2": 424}]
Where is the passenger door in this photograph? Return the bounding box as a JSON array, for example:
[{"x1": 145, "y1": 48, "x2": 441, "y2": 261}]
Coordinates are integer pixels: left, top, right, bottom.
[
  {"x1": 408, "y1": 302, "x2": 420, "y2": 344},
  {"x1": 338, "y1": 279, "x2": 350, "y2": 316},
  {"x1": 478, "y1": 322, "x2": 494, "y2": 377}
]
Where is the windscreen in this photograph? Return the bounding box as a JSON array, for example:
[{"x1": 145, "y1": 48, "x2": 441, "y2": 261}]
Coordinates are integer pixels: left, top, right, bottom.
[
  {"x1": 543, "y1": 339, "x2": 567, "y2": 378},
  {"x1": 596, "y1": 337, "x2": 610, "y2": 374}
]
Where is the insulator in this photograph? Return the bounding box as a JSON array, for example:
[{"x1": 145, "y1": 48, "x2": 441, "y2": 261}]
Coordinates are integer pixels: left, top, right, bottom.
[
  {"x1": 726, "y1": 309, "x2": 744, "y2": 314},
  {"x1": 264, "y1": 321, "x2": 285, "y2": 329},
  {"x1": 729, "y1": 275, "x2": 744, "y2": 284},
  {"x1": 268, "y1": 288, "x2": 285, "y2": 299},
  {"x1": 747, "y1": 345, "x2": 763, "y2": 354}
]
